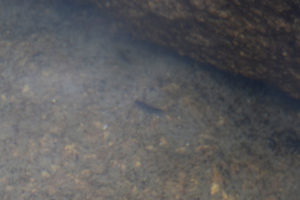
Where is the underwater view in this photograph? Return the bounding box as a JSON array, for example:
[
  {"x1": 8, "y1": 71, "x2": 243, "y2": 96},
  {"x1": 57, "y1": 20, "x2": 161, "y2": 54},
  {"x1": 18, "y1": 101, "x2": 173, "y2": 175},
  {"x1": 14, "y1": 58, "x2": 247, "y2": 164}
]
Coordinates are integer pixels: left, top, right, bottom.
[{"x1": 0, "y1": 0, "x2": 299, "y2": 199}]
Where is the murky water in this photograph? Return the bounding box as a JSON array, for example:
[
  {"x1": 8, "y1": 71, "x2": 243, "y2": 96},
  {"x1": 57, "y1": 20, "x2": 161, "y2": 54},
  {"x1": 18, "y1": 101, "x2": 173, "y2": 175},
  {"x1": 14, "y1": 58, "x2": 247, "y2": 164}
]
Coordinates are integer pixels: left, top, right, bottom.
[{"x1": 0, "y1": 0, "x2": 299, "y2": 199}]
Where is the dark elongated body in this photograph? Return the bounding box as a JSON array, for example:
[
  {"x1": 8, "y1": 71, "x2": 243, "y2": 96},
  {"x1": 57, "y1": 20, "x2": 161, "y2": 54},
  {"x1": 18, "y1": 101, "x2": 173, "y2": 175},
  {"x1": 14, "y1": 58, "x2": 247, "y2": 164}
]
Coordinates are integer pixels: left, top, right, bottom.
[{"x1": 134, "y1": 100, "x2": 164, "y2": 116}]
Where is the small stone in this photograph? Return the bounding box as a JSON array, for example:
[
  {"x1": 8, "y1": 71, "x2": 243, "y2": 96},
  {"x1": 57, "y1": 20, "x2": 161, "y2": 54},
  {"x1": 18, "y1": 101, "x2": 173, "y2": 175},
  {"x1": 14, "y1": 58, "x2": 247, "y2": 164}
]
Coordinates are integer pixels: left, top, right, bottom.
[
  {"x1": 159, "y1": 137, "x2": 168, "y2": 146},
  {"x1": 210, "y1": 183, "x2": 219, "y2": 195},
  {"x1": 102, "y1": 124, "x2": 108, "y2": 130},
  {"x1": 22, "y1": 84, "x2": 30, "y2": 93},
  {"x1": 135, "y1": 161, "x2": 141, "y2": 168},
  {"x1": 41, "y1": 170, "x2": 50, "y2": 178}
]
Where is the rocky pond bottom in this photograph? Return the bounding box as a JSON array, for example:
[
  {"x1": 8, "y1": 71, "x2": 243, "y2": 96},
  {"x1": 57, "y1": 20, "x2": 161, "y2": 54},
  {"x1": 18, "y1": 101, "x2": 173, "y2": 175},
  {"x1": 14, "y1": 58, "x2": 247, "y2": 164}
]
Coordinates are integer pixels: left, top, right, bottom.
[{"x1": 0, "y1": 0, "x2": 299, "y2": 200}]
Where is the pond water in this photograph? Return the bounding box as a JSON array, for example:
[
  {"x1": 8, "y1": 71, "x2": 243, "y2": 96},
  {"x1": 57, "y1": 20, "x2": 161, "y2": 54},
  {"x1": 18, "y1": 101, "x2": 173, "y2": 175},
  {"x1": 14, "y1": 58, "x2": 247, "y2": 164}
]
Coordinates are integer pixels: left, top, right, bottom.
[{"x1": 0, "y1": 0, "x2": 299, "y2": 199}]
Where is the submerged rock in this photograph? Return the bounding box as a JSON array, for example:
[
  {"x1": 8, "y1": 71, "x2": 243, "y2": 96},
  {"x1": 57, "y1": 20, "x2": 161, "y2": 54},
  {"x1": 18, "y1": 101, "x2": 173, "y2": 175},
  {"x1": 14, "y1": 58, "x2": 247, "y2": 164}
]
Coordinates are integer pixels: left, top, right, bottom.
[{"x1": 91, "y1": 0, "x2": 300, "y2": 99}]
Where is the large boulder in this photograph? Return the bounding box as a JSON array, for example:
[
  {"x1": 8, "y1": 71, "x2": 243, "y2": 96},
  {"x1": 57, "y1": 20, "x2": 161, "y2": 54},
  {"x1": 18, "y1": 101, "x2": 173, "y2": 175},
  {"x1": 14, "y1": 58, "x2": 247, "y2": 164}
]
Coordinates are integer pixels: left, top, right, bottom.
[{"x1": 91, "y1": 0, "x2": 300, "y2": 99}]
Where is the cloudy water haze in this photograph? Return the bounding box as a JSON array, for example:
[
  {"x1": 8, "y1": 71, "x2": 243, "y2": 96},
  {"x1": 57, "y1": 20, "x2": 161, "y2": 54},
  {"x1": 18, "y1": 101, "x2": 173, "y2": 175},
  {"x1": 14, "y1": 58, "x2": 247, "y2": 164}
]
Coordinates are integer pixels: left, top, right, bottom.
[{"x1": 0, "y1": 0, "x2": 299, "y2": 199}]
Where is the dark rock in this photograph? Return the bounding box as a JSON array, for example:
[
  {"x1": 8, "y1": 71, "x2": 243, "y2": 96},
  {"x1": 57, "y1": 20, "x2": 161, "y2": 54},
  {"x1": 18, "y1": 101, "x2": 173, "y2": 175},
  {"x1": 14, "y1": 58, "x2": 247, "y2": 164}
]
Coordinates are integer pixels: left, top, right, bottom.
[{"x1": 91, "y1": 0, "x2": 300, "y2": 99}]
